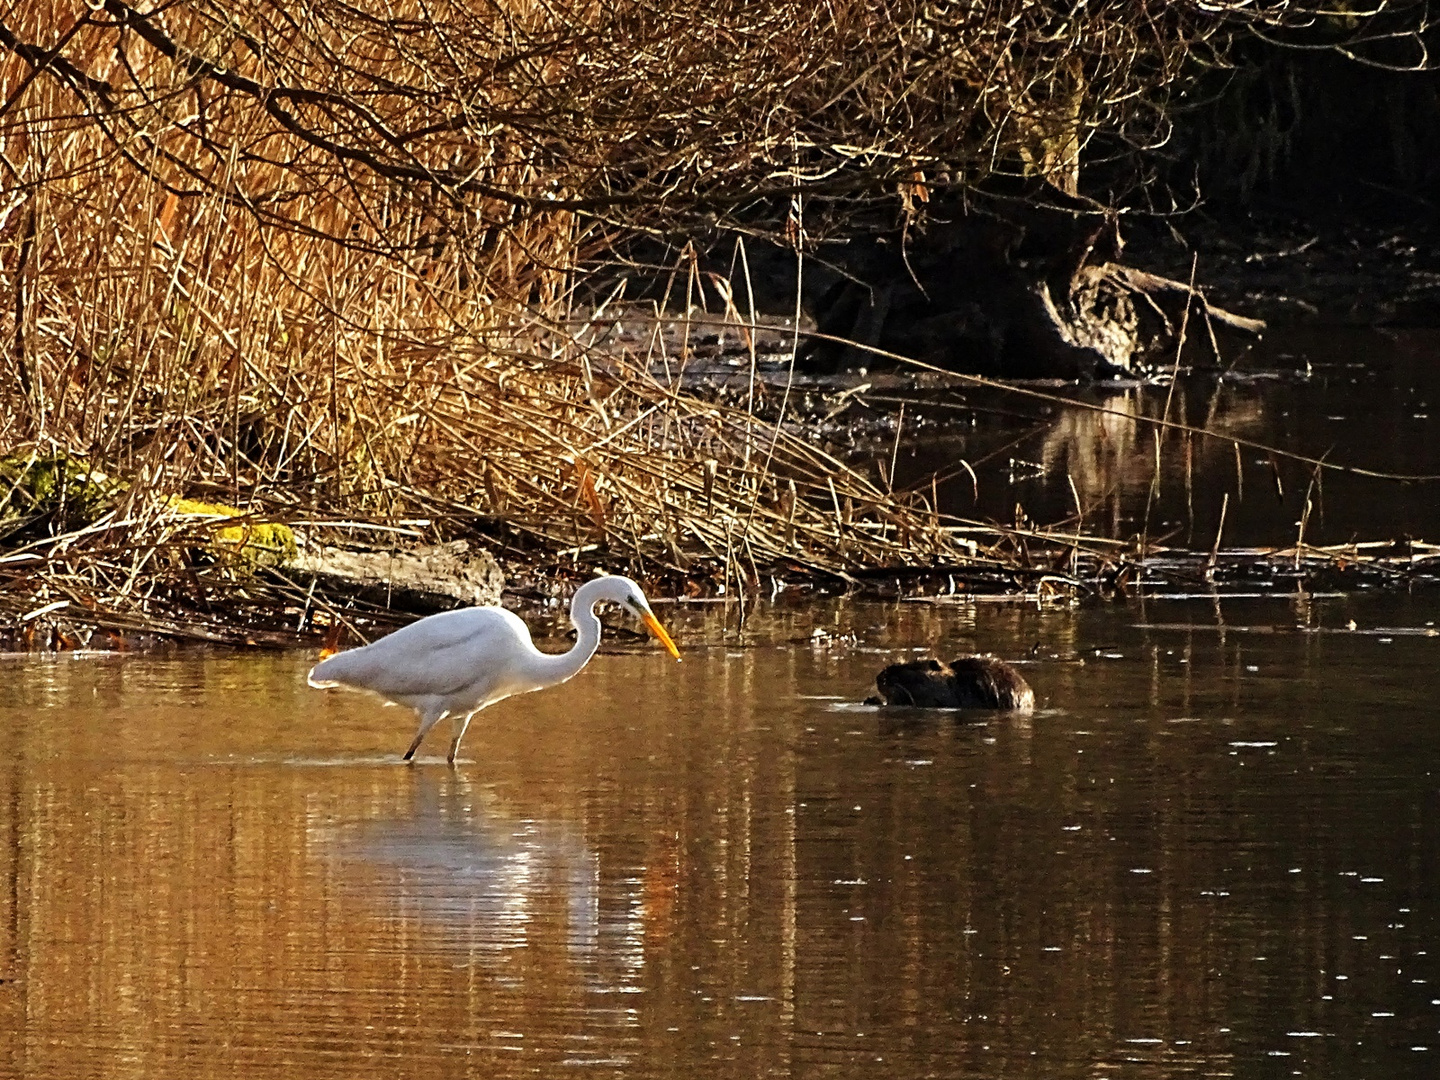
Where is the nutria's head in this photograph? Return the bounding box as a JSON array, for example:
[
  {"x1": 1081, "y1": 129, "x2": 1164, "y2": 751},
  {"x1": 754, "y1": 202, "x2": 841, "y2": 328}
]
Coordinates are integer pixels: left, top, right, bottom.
[{"x1": 874, "y1": 658, "x2": 948, "y2": 706}]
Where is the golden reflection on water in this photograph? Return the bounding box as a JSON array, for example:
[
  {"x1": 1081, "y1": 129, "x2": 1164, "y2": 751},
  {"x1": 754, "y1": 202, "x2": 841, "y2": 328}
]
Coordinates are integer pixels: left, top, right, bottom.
[
  {"x1": 900, "y1": 328, "x2": 1440, "y2": 548},
  {"x1": 0, "y1": 594, "x2": 1436, "y2": 1077}
]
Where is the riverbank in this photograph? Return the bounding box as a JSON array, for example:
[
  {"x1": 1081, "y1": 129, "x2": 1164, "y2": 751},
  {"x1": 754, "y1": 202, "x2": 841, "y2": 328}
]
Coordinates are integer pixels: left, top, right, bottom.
[
  {"x1": 4, "y1": 355, "x2": 1439, "y2": 655},
  {"x1": 5, "y1": 230, "x2": 1440, "y2": 653}
]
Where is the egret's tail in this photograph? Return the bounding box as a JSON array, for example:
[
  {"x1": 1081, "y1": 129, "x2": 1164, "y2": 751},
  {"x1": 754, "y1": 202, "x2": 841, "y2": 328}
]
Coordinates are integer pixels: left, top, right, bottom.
[{"x1": 307, "y1": 652, "x2": 352, "y2": 689}]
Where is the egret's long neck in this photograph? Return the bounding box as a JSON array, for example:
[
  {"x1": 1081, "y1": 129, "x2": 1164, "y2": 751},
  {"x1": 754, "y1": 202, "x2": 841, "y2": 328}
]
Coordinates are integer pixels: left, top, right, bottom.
[{"x1": 529, "y1": 585, "x2": 604, "y2": 688}]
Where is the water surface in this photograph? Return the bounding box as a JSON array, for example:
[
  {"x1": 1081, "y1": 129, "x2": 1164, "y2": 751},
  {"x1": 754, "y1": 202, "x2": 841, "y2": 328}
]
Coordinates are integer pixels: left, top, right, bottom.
[
  {"x1": 892, "y1": 327, "x2": 1440, "y2": 548},
  {"x1": 1, "y1": 592, "x2": 1437, "y2": 1078}
]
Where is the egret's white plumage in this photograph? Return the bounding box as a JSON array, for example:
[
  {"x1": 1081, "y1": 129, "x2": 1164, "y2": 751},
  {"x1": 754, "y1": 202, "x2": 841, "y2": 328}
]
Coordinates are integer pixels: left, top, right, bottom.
[{"x1": 308, "y1": 575, "x2": 679, "y2": 763}]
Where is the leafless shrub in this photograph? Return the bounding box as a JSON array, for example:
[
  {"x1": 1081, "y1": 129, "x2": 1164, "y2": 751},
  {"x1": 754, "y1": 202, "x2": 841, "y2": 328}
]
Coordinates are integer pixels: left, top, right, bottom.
[{"x1": 0, "y1": 0, "x2": 1428, "y2": 640}]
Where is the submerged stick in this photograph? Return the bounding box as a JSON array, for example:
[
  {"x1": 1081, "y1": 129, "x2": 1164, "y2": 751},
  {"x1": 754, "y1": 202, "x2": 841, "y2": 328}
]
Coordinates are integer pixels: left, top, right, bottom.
[{"x1": 1208, "y1": 491, "x2": 1229, "y2": 577}]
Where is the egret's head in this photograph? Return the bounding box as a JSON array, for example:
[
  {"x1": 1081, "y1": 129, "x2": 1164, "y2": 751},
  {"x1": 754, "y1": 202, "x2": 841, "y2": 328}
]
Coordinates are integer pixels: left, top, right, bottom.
[{"x1": 593, "y1": 575, "x2": 681, "y2": 660}]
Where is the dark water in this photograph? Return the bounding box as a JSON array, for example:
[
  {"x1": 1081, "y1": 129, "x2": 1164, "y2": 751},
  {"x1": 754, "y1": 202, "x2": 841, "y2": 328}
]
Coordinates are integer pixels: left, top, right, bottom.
[
  {"x1": 885, "y1": 327, "x2": 1440, "y2": 548},
  {"x1": 2, "y1": 591, "x2": 1437, "y2": 1078}
]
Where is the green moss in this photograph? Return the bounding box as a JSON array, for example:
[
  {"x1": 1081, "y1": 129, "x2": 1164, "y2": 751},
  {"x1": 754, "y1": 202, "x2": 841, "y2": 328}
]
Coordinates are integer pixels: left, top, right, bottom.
[
  {"x1": 166, "y1": 498, "x2": 297, "y2": 568},
  {"x1": 0, "y1": 453, "x2": 118, "y2": 528}
]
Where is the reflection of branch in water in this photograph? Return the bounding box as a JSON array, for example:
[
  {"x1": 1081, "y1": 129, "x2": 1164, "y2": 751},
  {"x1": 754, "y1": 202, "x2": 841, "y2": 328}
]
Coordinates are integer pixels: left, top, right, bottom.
[
  {"x1": 811, "y1": 328, "x2": 1440, "y2": 483},
  {"x1": 310, "y1": 774, "x2": 641, "y2": 999},
  {"x1": 1039, "y1": 385, "x2": 1268, "y2": 511}
]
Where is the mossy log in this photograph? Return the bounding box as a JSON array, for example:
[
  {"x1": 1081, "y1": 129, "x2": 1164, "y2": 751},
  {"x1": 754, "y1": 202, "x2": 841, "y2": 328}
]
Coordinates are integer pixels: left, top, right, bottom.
[{"x1": 166, "y1": 499, "x2": 298, "y2": 567}]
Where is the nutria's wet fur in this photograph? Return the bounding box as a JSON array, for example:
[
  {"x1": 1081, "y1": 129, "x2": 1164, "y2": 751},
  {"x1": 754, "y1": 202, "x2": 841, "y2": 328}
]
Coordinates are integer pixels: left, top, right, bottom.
[{"x1": 868, "y1": 656, "x2": 1035, "y2": 712}]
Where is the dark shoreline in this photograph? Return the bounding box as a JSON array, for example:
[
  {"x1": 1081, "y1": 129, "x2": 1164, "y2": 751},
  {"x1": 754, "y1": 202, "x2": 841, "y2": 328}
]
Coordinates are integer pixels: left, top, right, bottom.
[
  {"x1": 3, "y1": 533, "x2": 1437, "y2": 656},
  {"x1": 1128, "y1": 214, "x2": 1440, "y2": 330}
]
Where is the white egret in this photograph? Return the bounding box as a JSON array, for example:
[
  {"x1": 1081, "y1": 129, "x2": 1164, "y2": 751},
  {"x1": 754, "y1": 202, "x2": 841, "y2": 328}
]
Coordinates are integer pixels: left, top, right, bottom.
[{"x1": 308, "y1": 574, "x2": 680, "y2": 763}]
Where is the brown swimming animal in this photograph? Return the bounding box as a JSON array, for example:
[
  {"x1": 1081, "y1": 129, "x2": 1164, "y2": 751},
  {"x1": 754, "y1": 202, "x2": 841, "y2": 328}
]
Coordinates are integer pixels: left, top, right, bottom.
[{"x1": 867, "y1": 656, "x2": 1034, "y2": 711}]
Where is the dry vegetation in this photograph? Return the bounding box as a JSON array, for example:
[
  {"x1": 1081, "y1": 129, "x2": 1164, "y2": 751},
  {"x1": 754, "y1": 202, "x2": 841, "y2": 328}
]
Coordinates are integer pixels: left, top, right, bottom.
[{"x1": 0, "y1": 0, "x2": 1432, "y2": 646}]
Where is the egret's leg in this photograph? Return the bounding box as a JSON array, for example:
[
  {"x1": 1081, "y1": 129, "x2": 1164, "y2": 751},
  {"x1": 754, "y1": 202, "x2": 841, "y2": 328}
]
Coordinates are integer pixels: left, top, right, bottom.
[
  {"x1": 447, "y1": 712, "x2": 476, "y2": 765},
  {"x1": 403, "y1": 708, "x2": 446, "y2": 762}
]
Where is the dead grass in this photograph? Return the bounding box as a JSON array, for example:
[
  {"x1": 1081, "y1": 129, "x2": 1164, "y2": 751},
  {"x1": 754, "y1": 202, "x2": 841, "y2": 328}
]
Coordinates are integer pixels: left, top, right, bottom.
[{"x1": 0, "y1": 1, "x2": 1432, "y2": 647}]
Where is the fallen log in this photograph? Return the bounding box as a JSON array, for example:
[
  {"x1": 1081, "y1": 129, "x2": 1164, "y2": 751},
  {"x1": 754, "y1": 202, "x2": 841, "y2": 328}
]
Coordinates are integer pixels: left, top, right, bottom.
[
  {"x1": 290, "y1": 539, "x2": 505, "y2": 614},
  {"x1": 801, "y1": 209, "x2": 1265, "y2": 378}
]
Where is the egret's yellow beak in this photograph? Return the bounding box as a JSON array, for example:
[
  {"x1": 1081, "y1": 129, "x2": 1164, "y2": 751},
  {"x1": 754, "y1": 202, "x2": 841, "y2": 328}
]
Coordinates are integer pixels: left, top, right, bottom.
[{"x1": 640, "y1": 610, "x2": 681, "y2": 660}]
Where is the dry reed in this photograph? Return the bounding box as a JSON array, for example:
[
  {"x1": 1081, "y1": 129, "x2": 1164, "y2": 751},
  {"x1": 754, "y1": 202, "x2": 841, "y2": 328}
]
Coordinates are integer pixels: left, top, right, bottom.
[{"x1": 0, "y1": 1, "x2": 1430, "y2": 647}]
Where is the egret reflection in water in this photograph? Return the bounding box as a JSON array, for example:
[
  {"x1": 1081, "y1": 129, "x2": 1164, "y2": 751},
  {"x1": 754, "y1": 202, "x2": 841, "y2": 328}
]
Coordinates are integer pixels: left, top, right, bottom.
[{"x1": 311, "y1": 773, "x2": 647, "y2": 992}]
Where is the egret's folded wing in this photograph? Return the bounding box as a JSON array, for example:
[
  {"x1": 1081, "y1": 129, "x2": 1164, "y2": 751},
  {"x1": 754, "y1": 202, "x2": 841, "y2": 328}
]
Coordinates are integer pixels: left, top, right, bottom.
[{"x1": 309, "y1": 608, "x2": 524, "y2": 699}]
